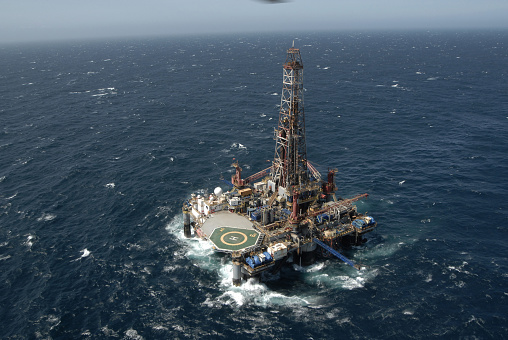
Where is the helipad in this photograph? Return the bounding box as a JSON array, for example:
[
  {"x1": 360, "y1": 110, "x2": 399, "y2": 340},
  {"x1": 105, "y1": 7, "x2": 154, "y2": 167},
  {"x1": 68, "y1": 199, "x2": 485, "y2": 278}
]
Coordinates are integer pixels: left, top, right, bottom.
[
  {"x1": 209, "y1": 227, "x2": 260, "y2": 252},
  {"x1": 201, "y1": 211, "x2": 260, "y2": 252}
]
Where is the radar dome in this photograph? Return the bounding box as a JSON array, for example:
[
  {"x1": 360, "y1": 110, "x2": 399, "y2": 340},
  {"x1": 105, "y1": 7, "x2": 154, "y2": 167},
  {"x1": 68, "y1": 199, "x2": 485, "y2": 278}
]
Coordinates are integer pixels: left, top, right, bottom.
[{"x1": 214, "y1": 187, "x2": 223, "y2": 196}]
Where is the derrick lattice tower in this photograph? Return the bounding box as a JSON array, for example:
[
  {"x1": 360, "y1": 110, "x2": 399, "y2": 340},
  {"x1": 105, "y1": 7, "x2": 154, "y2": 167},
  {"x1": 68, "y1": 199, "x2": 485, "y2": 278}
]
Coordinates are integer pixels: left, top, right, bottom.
[{"x1": 272, "y1": 45, "x2": 309, "y2": 191}]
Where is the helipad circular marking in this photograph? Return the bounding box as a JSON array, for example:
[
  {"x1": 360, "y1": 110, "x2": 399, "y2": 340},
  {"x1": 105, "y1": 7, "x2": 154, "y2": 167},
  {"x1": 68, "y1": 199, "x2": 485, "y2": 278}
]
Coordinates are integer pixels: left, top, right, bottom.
[
  {"x1": 220, "y1": 231, "x2": 248, "y2": 246},
  {"x1": 209, "y1": 226, "x2": 260, "y2": 252}
]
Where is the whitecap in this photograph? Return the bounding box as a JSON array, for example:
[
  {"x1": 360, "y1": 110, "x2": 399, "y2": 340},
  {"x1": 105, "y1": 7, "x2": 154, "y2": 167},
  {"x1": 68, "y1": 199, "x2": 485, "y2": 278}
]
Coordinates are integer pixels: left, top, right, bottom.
[
  {"x1": 231, "y1": 142, "x2": 247, "y2": 150},
  {"x1": 293, "y1": 262, "x2": 325, "y2": 273},
  {"x1": 214, "y1": 271, "x2": 312, "y2": 308},
  {"x1": 80, "y1": 248, "x2": 91, "y2": 258},
  {"x1": 399, "y1": 180, "x2": 405, "y2": 185},
  {"x1": 105, "y1": 183, "x2": 115, "y2": 188},
  {"x1": 124, "y1": 329, "x2": 143, "y2": 340},
  {"x1": 37, "y1": 213, "x2": 56, "y2": 222},
  {"x1": 152, "y1": 325, "x2": 169, "y2": 331},
  {"x1": 24, "y1": 235, "x2": 35, "y2": 249}
]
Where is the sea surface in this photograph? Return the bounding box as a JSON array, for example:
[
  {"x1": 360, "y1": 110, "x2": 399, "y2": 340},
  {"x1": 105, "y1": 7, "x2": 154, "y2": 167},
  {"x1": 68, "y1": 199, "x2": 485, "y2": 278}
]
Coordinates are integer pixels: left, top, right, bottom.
[{"x1": 1, "y1": 31, "x2": 507, "y2": 339}]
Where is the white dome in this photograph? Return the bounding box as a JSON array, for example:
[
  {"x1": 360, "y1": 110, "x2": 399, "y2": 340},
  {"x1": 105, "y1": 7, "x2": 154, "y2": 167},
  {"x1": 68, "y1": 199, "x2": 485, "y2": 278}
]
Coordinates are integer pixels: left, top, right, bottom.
[{"x1": 214, "y1": 187, "x2": 223, "y2": 196}]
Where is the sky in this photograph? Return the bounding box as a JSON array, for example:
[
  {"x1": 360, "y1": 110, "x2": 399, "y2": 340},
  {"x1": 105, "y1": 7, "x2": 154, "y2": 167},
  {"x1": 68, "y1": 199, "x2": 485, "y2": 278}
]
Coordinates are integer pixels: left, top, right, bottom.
[{"x1": 1, "y1": 0, "x2": 508, "y2": 43}]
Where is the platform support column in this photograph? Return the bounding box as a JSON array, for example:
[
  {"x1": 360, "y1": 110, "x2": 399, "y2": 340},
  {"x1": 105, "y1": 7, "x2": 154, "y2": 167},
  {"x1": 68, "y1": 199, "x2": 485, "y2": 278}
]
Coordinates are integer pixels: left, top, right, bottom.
[
  {"x1": 183, "y1": 206, "x2": 191, "y2": 238},
  {"x1": 232, "y1": 252, "x2": 242, "y2": 286}
]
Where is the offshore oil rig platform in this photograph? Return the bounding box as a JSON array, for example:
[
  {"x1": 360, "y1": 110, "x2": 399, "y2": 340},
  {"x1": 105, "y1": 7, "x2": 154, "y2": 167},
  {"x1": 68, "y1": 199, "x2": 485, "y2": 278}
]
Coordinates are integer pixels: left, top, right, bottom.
[{"x1": 183, "y1": 45, "x2": 377, "y2": 286}]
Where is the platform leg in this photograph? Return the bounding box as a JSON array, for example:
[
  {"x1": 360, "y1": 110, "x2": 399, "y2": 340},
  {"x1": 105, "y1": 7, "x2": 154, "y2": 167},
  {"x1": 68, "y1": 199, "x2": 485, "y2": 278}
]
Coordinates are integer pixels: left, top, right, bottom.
[
  {"x1": 232, "y1": 254, "x2": 242, "y2": 286},
  {"x1": 183, "y1": 207, "x2": 191, "y2": 238}
]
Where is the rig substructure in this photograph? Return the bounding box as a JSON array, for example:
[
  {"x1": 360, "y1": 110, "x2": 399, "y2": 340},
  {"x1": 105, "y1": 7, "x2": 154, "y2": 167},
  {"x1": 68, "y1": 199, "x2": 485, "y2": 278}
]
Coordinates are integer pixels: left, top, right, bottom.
[{"x1": 182, "y1": 44, "x2": 377, "y2": 286}]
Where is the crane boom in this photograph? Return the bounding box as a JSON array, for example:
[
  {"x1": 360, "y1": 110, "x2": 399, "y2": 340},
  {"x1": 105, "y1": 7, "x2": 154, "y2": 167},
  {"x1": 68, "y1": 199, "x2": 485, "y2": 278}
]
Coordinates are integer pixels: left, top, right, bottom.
[{"x1": 309, "y1": 193, "x2": 369, "y2": 217}]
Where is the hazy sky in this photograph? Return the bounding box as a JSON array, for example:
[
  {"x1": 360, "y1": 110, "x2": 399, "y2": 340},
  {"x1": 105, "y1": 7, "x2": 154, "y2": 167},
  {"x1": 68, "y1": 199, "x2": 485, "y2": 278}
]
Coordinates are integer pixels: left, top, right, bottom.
[{"x1": 1, "y1": 0, "x2": 507, "y2": 43}]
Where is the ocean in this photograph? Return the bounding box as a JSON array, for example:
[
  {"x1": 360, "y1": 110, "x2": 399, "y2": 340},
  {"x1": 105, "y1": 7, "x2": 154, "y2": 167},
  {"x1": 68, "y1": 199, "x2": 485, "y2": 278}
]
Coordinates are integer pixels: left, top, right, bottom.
[{"x1": 1, "y1": 31, "x2": 507, "y2": 339}]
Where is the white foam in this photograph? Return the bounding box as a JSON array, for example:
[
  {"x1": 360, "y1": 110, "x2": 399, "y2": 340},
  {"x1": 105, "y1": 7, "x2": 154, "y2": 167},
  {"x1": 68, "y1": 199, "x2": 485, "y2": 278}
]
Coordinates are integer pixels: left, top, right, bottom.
[
  {"x1": 80, "y1": 248, "x2": 91, "y2": 258},
  {"x1": 304, "y1": 267, "x2": 374, "y2": 290},
  {"x1": 105, "y1": 183, "x2": 115, "y2": 188},
  {"x1": 37, "y1": 213, "x2": 56, "y2": 222},
  {"x1": 231, "y1": 142, "x2": 247, "y2": 150},
  {"x1": 24, "y1": 234, "x2": 35, "y2": 249},
  {"x1": 162, "y1": 264, "x2": 183, "y2": 273},
  {"x1": 124, "y1": 329, "x2": 144, "y2": 340},
  {"x1": 212, "y1": 273, "x2": 312, "y2": 308},
  {"x1": 101, "y1": 326, "x2": 119, "y2": 337},
  {"x1": 447, "y1": 261, "x2": 474, "y2": 275},
  {"x1": 293, "y1": 262, "x2": 325, "y2": 273}
]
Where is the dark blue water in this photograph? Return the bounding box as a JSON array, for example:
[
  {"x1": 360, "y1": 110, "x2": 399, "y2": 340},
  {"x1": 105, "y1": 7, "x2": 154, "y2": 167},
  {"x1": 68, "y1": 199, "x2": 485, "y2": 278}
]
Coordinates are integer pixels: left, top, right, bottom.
[{"x1": 1, "y1": 31, "x2": 507, "y2": 339}]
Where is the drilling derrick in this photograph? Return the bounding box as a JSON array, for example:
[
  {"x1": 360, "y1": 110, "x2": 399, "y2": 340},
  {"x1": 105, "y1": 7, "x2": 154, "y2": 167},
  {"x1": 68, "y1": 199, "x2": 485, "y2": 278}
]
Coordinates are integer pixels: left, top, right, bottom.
[{"x1": 273, "y1": 45, "x2": 309, "y2": 194}]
